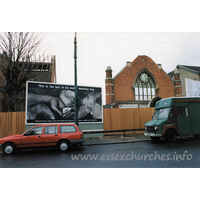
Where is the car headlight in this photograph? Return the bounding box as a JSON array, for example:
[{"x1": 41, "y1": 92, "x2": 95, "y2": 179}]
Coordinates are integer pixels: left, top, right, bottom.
[{"x1": 154, "y1": 126, "x2": 159, "y2": 131}]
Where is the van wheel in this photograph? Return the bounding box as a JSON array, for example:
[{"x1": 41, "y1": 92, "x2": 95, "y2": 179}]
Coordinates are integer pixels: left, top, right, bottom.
[
  {"x1": 2, "y1": 143, "x2": 16, "y2": 155},
  {"x1": 164, "y1": 130, "x2": 176, "y2": 142},
  {"x1": 58, "y1": 140, "x2": 70, "y2": 152}
]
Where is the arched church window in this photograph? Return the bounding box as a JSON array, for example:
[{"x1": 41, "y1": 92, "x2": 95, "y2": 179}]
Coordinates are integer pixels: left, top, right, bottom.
[{"x1": 135, "y1": 72, "x2": 156, "y2": 101}]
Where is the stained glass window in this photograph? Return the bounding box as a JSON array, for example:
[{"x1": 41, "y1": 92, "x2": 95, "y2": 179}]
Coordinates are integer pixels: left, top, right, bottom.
[{"x1": 135, "y1": 72, "x2": 156, "y2": 101}]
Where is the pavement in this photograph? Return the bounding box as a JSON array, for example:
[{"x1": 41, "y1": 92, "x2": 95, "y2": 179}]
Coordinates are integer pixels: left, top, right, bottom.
[{"x1": 83, "y1": 134, "x2": 151, "y2": 146}]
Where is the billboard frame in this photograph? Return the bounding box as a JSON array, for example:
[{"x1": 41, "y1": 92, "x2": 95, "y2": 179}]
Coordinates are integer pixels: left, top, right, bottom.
[{"x1": 25, "y1": 81, "x2": 103, "y2": 125}]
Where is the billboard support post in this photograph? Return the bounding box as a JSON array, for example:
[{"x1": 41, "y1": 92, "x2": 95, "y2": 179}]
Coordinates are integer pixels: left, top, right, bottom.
[{"x1": 74, "y1": 32, "x2": 78, "y2": 126}]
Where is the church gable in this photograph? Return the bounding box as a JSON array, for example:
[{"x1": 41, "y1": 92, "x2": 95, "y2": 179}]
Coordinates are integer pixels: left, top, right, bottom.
[{"x1": 105, "y1": 55, "x2": 175, "y2": 108}]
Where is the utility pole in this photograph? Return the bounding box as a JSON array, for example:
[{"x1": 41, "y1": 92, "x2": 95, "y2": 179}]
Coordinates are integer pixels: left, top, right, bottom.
[{"x1": 74, "y1": 32, "x2": 78, "y2": 126}]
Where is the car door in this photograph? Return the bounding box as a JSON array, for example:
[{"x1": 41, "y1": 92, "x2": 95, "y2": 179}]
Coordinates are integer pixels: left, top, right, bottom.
[
  {"x1": 42, "y1": 126, "x2": 59, "y2": 147},
  {"x1": 19, "y1": 126, "x2": 44, "y2": 148}
]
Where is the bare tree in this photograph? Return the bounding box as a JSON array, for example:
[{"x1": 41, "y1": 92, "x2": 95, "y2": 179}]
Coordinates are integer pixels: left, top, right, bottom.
[{"x1": 0, "y1": 32, "x2": 44, "y2": 112}]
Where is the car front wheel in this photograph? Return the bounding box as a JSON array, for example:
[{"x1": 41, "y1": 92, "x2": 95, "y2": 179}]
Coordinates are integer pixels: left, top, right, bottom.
[
  {"x1": 2, "y1": 143, "x2": 16, "y2": 155},
  {"x1": 58, "y1": 140, "x2": 69, "y2": 152}
]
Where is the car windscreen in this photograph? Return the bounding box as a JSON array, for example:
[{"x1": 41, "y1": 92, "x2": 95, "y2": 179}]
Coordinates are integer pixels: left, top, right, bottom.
[{"x1": 152, "y1": 107, "x2": 171, "y2": 120}]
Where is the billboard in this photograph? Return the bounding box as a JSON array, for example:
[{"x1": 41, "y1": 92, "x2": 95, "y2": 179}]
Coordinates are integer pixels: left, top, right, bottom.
[
  {"x1": 185, "y1": 78, "x2": 200, "y2": 97},
  {"x1": 26, "y1": 81, "x2": 102, "y2": 124}
]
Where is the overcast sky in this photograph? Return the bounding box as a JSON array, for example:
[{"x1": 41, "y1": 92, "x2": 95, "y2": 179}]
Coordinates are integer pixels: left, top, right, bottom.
[
  {"x1": 2, "y1": 1, "x2": 200, "y2": 106},
  {"x1": 42, "y1": 32, "x2": 200, "y2": 104}
]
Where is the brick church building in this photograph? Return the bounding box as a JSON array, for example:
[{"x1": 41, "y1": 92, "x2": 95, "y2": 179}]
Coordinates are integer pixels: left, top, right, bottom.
[{"x1": 105, "y1": 55, "x2": 175, "y2": 108}]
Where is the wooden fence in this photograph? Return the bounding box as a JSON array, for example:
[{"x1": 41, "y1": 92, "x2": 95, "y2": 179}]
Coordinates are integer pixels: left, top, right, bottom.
[
  {"x1": 0, "y1": 112, "x2": 25, "y2": 138},
  {"x1": 103, "y1": 107, "x2": 155, "y2": 134},
  {"x1": 0, "y1": 107, "x2": 155, "y2": 138}
]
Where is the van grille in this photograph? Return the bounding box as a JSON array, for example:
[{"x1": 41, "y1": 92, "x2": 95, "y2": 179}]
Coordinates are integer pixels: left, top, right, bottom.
[{"x1": 146, "y1": 126, "x2": 156, "y2": 133}]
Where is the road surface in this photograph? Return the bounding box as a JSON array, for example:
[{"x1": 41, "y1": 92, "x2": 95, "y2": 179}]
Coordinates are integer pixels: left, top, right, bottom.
[{"x1": 0, "y1": 137, "x2": 199, "y2": 168}]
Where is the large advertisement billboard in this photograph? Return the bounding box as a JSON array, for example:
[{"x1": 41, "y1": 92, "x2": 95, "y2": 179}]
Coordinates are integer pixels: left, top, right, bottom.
[
  {"x1": 185, "y1": 78, "x2": 200, "y2": 97},
  {"x1": 26, "y1": 81, "x2": 102, "y2": 124}
]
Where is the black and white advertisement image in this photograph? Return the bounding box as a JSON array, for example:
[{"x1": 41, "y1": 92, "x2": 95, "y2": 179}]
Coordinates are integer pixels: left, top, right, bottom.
[{"x1": 26, "y1": 81, "x2": 102, "y2": 124}]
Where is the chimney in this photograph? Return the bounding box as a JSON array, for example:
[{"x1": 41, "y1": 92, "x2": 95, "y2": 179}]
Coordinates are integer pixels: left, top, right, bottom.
[
  {"x1": 105, "y1": 66, "x2": 112, "y2": 78},
  {"x1": 105, "y1": 66, "x2": 114, "y2": 104}
]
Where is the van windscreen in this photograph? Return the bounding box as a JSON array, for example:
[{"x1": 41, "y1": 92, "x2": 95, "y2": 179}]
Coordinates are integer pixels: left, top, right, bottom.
[{"x1": 152, "y1": 107, "x2": 171, "y2": 120}]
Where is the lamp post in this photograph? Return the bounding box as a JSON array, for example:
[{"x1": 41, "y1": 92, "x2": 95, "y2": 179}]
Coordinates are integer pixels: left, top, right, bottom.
[{"x1": 74, "y1": 32, "x2": 78, "y2": 126}]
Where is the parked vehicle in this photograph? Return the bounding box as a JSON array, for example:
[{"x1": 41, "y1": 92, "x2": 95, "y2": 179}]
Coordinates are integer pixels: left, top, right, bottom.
[
  {"x1": 0, "y1": 124, "x2": 84, "y2": 154},
  {"x1": 144, "y1": 97, "x2": 200, "y2": 142}
]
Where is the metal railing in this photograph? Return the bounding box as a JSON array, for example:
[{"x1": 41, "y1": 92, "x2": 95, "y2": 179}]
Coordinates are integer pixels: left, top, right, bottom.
[{"x1": 83, "y1": 128, "x2": 145, "y2": 137}]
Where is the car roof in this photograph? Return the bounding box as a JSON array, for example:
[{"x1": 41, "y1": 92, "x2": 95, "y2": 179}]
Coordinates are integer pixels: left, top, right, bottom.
[{"x1": 33, "y1": 123, "x2": 76, "y2": 127}]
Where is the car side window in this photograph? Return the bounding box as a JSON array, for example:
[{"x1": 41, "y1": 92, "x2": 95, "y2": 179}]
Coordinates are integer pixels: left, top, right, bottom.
[
  {"x1": 45, "y1": 126, "x2": 58, "y2": 134},
  {"x1": 60, "y1": 126, "x2": 76, "y2": 133},
  {"x1": 176, "y1": 107, "x2": 189, "y2": 117},
  {"x1": 26, "y1": 127, "x2": 43, "y2": 136}
]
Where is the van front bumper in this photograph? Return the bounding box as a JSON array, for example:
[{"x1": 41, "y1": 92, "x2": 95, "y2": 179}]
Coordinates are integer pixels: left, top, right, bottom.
[{"x1": 144, "y1": 133, "x2": 162, "y2": 137}]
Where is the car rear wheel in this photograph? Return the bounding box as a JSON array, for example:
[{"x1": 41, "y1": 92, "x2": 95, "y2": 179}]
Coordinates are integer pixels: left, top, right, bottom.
[
  {"x1": 2, "y1": 143, "x2": 16, "y2": 155},
  {"x1": 58, "y1": 140, "x2": 69, "y2": 152}
]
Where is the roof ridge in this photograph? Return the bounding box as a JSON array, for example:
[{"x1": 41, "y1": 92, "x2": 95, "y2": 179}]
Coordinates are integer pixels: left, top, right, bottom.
[{"x1": 113, "y1": 65, "x2": 128, "y2": 79}]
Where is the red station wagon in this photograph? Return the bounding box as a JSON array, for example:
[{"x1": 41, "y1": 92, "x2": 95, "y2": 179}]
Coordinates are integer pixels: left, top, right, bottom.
[{"x1": 0, "y1": 124, "x2": 84, "y2": 155}]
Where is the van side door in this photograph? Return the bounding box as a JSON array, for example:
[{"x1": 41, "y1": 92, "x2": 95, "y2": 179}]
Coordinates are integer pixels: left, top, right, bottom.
[
  {"x1": 188, "y1": 102, "x2": 200, "y2": 135},
  {"x1": 175, "y1": 102, "x2": 191, "y2": 136}
]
